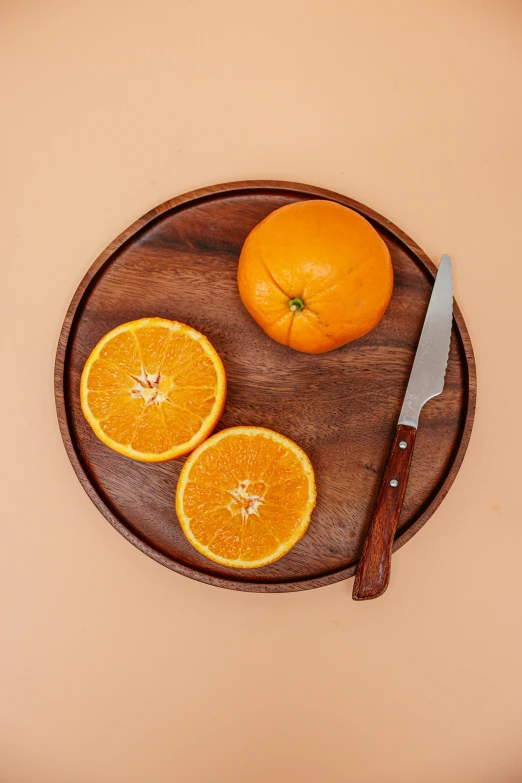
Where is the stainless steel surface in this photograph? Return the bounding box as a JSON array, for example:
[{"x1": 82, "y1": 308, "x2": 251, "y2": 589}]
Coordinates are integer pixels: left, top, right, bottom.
[
  {"x1": 398, "y1": 255, "x2": 453, "y2": 429},
  {"x1": 399, "y1": 441, "x2": 408, "y2": 449},
  {"x1": 390, "y1": 479, "x2": 399, "y2": 487}
]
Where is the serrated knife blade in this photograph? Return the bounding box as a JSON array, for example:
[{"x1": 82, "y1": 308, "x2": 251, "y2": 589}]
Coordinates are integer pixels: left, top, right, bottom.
[{"x1": 398, "y1": 254, "x2": 453, "y2": 428}]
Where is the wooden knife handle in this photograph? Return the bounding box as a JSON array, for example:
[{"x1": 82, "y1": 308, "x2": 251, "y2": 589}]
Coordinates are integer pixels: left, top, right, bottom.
[{"x1": 353, "y1": 424, "x2": 416, "y2": 601}]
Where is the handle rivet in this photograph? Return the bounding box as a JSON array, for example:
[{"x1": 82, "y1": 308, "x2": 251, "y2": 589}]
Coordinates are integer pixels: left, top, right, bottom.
[
  {"x1": 390, "y1": 479, "x2": 399, "y2": 487},
  {"x1": 399, "y1": 441, "x2": 407, "y2": 449}
]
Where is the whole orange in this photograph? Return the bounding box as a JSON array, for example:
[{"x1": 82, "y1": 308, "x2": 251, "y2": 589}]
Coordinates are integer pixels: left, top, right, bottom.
[{"x1": 237, "y1": 199, "x2": 393, "y2": 353}]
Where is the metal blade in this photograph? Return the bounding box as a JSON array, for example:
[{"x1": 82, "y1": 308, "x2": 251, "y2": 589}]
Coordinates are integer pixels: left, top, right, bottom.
[{"x1": 398, "y1": 255, "x2": 453, "y2": 429}]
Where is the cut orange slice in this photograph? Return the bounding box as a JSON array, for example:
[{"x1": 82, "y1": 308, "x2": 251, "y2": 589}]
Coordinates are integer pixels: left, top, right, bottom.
[
  {"x1": 176, "y1": 426, "x2": 316, "y2": 568},
  {"x1": 80, "y1": 318, "x2": 226, "y2": 462}
]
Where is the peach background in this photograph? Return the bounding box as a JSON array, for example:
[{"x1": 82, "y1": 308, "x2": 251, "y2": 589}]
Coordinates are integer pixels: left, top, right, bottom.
[{"x1": 2, "y1": 1, "x2": 522, "y2": 781}]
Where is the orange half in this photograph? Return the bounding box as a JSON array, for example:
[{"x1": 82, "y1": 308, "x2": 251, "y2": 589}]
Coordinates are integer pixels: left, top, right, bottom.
[
  {"x1": 176, "y1": 426, "x2": 317, "y2": 568},
  {"x1": 80, "y1": 318, "x2": 226, "y2": 462}
]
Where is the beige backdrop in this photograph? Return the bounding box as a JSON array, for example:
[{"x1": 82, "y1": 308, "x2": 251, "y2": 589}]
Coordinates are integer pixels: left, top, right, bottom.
[{"x1": 2, "y1": 1, "x2": 522, "y2": 781}]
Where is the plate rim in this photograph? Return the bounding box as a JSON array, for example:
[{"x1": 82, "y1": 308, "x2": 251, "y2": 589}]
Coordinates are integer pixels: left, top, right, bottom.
[{"x1": 54, "y1": 180, "x2": 477, "y2": 592}]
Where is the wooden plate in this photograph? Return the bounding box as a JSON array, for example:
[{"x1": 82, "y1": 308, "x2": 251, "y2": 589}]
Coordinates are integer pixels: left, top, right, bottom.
[{"x1": 55, "y1": 181, "x2": 476, "y2": 592}]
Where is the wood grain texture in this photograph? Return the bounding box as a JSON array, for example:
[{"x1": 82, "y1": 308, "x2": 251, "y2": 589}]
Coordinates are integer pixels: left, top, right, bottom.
[
  {"x1": 54, "y1": 181, "x2": 476, "y2": 592},
  {"x1": 353, "y1": 424, "x2": 416, "y2": 600}
]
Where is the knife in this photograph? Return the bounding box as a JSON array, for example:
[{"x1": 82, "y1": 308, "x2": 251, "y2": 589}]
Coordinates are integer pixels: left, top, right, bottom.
[{"x1": 353, "y1": 254, "x2": 454, "y2": 601}]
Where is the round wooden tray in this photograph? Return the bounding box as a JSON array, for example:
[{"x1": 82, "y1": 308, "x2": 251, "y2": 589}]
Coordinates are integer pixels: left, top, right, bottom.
[{"x1": 55, "y1": 181, "x2": 476, "y2": 592}]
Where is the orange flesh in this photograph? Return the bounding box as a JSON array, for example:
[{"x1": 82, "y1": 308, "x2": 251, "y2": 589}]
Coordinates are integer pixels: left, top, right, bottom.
[
  {"x1": 176, "y1": 427, "x2": 316, "y2": 567},
  {"x1": 81, "y1": 318, "x2": 226, "y2": 462}
]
